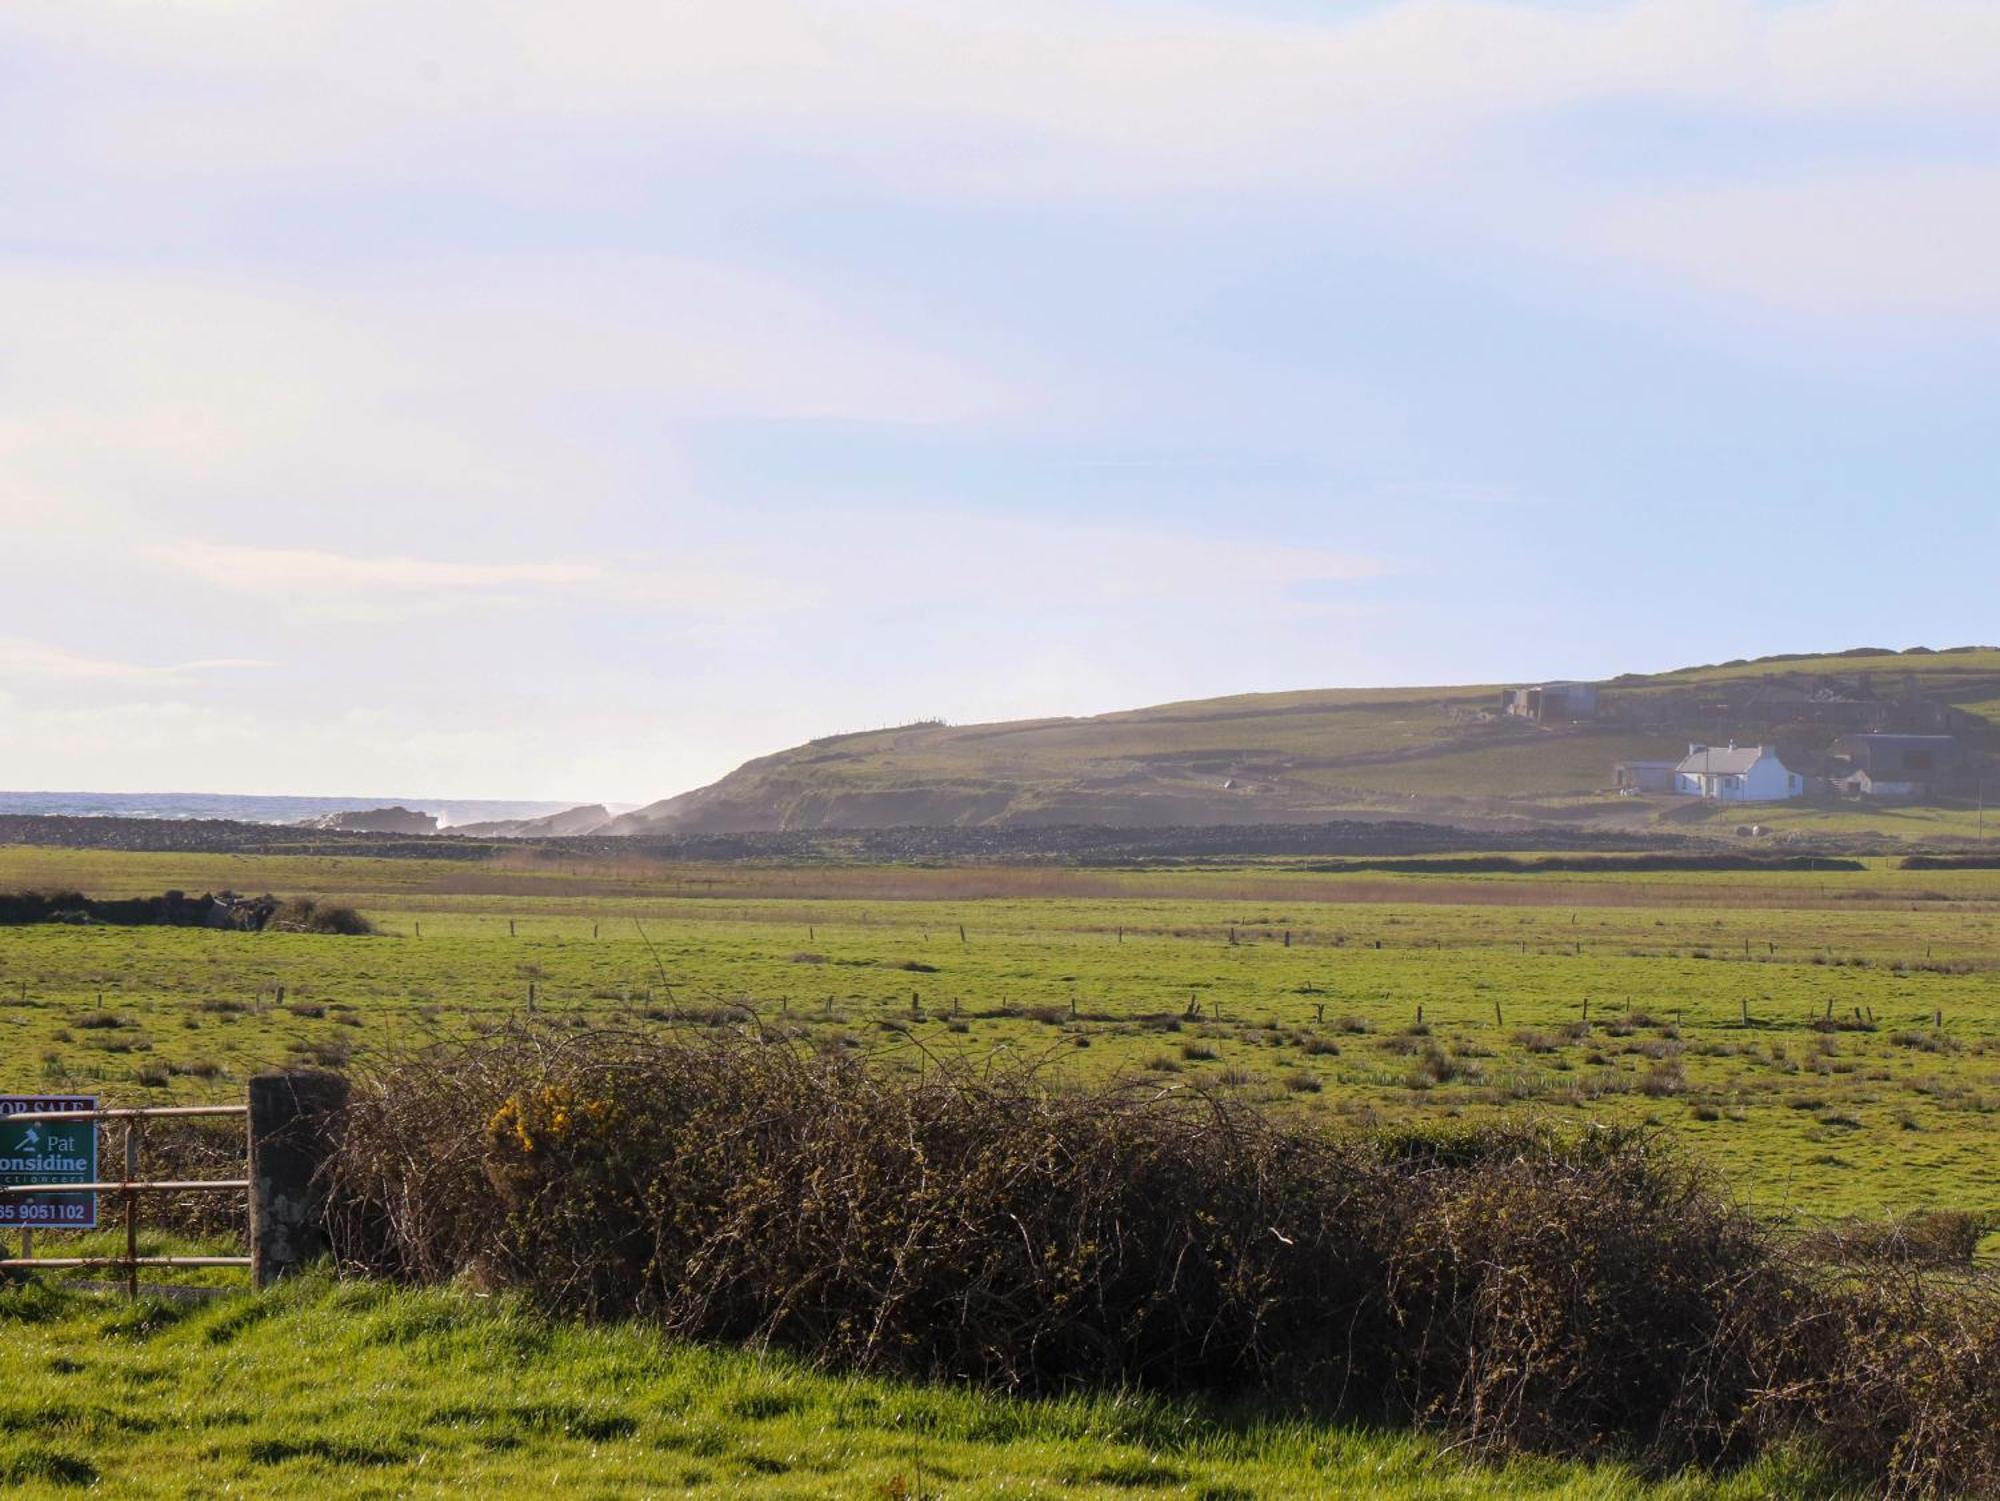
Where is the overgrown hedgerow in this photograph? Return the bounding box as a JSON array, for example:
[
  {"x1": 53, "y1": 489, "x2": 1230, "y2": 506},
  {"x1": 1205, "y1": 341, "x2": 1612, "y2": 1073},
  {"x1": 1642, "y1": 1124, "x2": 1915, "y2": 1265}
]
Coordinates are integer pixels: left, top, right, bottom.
[{"x1": 324, "y1": 1029, "x2": 1999, "y2": 1498}]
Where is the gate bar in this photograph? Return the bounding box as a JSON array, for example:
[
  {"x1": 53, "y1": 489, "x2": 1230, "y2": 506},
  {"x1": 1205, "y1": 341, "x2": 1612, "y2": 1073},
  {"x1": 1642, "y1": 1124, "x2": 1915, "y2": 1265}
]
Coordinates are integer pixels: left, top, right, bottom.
[
  {"x1": 0, "y1": 1256, "x2": 252, "y2": 1269},
  {"x1": 0, "y1": 1105, "x2": 247, "y2": 1124},
  {"x1": 0, "y1": 1180, "x2": 250, "y2": 1195}
]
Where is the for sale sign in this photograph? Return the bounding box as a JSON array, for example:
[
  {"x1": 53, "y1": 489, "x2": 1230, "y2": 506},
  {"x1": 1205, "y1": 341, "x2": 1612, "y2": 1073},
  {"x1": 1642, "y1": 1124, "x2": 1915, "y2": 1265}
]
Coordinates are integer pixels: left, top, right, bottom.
[{"x1": 0, "y1": 1095, "x2": 98, "y2": 1229}]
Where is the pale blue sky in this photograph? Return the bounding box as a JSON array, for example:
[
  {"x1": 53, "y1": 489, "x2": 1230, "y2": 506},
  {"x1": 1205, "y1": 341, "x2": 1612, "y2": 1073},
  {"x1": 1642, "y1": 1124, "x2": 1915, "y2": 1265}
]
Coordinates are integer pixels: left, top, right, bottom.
[{"x1": 1, "y1": 0, "x2": 1995, "y2": 801}]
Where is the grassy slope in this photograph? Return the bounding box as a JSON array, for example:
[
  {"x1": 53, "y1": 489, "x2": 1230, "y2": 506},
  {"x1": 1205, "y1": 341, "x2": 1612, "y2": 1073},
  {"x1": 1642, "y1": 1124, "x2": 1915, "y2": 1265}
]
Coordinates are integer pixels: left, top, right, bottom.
[
  {"x1": 0, "y1": 1278, "x2": 1851, "y2": 1500},
  {"x1": 1634, "y1": 647, "x2": 2000, "y2": 686},
  {"x1": 618, "y1": 648, "x2": 2000, "y2": 837}
]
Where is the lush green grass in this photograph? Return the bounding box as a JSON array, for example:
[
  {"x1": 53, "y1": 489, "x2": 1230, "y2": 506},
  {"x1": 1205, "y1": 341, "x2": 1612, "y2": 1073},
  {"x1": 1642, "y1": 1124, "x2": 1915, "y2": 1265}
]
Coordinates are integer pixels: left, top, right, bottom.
[
  {"x1": 2, "y1": 846, "x2": 1997, "y2": 1231},
  {"x1": 1675, "y1": 799, "x2": 2000, "y2": 842},
  {"x1": 0, "y1": 1277, "x2": 1856, "y2": 1500},
  {"x1": 0, "y1": 845, "x2": 1992, "y2": 1495}
]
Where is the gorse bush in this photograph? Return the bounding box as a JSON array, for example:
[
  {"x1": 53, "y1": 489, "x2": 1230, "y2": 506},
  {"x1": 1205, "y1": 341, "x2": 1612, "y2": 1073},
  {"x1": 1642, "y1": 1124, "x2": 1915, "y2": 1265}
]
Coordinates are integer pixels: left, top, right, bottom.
[
  {"x1": 326, "y1": 1031, "x2": 2000, "y2": 1497},
  {"x1": 333, "y1": 1032, "x2": 1390, "y2": 1395}
]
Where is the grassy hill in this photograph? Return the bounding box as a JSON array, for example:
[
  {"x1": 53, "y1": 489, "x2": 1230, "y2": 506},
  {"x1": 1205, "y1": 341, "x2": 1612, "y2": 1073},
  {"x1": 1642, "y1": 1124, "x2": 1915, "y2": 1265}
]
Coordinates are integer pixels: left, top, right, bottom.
[{"x1": 610, "y1": 647, "x2": 2000, "y2": 838}]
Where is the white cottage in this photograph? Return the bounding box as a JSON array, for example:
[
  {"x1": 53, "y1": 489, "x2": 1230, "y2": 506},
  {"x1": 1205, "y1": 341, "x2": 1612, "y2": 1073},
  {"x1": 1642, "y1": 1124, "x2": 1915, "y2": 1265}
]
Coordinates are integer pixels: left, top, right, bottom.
[{"x1": 1673, "y1": 744, "x2": 1803, "y2": 802}]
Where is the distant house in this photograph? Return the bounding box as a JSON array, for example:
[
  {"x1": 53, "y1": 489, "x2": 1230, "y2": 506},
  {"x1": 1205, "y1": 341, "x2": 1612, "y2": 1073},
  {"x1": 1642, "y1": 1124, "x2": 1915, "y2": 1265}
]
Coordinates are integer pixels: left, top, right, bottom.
[
  {"x1": 1673, "y1": 744, "x2": 1804, "y2": 802},
  {"x1": 1830, "y1": 734, "x2": 1963, "y2": 798},
  {"x1": 1614, "y1": 760, "x2": 1677, "y2": 795},
  {"x1": 1502, "y1": 682, "x2": 1599, "y2": 723}
]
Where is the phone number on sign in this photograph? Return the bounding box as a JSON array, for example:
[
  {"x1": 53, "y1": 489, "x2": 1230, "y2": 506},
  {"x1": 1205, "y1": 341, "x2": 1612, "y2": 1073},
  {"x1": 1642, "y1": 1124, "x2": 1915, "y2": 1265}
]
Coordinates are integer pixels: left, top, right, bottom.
[{"x1": 1, "y1": 1198, "x2": 95, "y2": 1225}]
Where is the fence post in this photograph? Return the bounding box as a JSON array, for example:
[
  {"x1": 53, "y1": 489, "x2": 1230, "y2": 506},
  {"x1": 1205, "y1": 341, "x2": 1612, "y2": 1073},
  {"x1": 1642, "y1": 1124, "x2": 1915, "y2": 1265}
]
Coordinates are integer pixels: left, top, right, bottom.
[
  {"x1": 248, "y1": 1071, "x2": 349, "y2": 1289},
  {"x1": 124, "y1": 1122, "x2": 139, "y2": 1301}
]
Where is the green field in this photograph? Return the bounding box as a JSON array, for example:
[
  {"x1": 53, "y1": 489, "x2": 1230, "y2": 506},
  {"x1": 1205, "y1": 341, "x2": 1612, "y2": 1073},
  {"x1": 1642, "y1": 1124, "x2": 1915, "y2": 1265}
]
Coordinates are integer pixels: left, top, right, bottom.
[
  {"x1": 3, "y1": 844, "x2": 1997, "y2": 1228},
  {"x1": 2, "y1": 843, "x2": 1997, "y2": 1496}
]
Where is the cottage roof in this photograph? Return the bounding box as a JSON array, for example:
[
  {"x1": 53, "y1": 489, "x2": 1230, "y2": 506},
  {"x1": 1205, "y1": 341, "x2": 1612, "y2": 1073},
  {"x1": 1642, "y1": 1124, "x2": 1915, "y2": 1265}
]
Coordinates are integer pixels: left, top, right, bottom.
[{"x1": 1675, "y1": 745, "x2": 1771, "y2": 776}]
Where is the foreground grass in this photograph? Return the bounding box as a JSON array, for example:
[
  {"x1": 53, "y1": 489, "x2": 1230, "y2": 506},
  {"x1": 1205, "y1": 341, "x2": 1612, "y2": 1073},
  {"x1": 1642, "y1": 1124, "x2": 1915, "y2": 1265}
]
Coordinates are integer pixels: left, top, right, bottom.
[{"x1": 0, "y1": 1278, "x2": 1853, "y2": 1500}]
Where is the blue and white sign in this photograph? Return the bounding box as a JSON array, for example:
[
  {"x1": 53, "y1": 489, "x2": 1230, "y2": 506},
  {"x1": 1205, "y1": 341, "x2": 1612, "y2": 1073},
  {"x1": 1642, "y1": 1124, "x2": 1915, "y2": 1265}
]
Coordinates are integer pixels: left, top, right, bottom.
[{"x1": 0, "y1": 1095, "x2": 98, "y2": 1230}]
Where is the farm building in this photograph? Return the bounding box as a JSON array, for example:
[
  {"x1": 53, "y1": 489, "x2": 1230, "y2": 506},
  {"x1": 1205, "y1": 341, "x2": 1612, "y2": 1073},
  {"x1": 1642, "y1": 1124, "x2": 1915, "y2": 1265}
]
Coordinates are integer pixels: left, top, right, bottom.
[
  {"x1": 1614, "y1": 760, "x2": 1677, "y2": 794},
  {"x1": 1673, "y1": 744, "x2": 1804, "y2": 802},
  {"x1": 1829, "y1": 734, "x2": 1964, "y2": 797},
  {"x1": 1839, "y1": 769, "x2": 1916, "y2": 799},
  {"x1": 1501, "y1": 682, "x2": 1599, "y2": 722}
]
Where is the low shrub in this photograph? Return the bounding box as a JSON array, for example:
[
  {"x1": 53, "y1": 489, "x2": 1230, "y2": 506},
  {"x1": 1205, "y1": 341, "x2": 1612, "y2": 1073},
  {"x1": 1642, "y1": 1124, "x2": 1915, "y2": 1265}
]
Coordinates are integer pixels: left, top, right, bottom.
[
  {"x1": 325, "y1": 1032, "x2": 2000, "y2": 1497},
  {"x1": 143, "y1": 1115, "x2": 254, "y2": 1236},
  {"x1": 1799, "y1": 1211, "x2": 1994, "y2": 1269},
  {"x1": 1757, "y1": 1272, "x2": 2000, "y2": 1497},
  {"x1": 268, "y1": 899, "x2": 374, "y2": 936},
  {"x1": 332, "y1": 1033, "x2": 1395, "y2": 1398}
]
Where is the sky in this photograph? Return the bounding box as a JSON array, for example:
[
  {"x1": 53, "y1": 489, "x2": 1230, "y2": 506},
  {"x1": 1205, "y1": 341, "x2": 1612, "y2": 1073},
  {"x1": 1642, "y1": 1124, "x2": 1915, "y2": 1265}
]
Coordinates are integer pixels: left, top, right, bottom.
[{"x1": 1, "y1": 0, "x2": 1997, "y2": 803}]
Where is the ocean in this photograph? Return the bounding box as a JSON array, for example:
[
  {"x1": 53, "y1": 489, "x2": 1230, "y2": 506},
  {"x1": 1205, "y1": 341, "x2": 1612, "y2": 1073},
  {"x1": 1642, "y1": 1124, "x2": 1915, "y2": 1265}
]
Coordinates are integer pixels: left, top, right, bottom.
[{"x1": 0, "y1": 791, "x2": 581, "y2": 829}]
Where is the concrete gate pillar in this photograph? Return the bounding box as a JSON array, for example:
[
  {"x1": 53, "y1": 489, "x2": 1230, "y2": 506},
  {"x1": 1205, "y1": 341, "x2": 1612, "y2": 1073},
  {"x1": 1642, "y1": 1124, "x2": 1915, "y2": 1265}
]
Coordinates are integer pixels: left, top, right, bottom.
[{"x1": 248, "y1": 1070, "x2": 349, "y2": 1288}]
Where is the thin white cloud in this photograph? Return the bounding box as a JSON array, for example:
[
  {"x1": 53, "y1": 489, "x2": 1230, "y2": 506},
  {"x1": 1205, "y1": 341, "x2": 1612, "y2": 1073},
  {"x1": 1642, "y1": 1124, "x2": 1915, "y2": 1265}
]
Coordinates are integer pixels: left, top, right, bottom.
[
  {"x1": 163, "y1": 543, "x2": 600, "y2": 593},
  {"x1": 6, "y1": 1, "x2": 1994, "y2": 326},
  {"x1": 149, "y1": 516, "x2": 1380, "y2": 629},
  {"x1": 1591, "y1": 166, "x2": 2000, "y2": 316},
  {"x1": 0, "y1": 636, "x2": 274, "y2": 682},
  {"x1": 666, "y1": 511, "x2": 1386, "y2": 614},
  {"x1": 899, "y1": 515, "x2": 1384, "y2": 608},
  {"x1": 156, "y1": 540, "x2": 809, "y2": 624},
  {"x1": 156, "y1": 542, "x2": 605, "y2": 623},
  {"x1": 0, "y1": 255, "x2": 1013, "y2": 549},
  {"x1": 11, "y1": 0, "x2": 2000, "y2": 191}
]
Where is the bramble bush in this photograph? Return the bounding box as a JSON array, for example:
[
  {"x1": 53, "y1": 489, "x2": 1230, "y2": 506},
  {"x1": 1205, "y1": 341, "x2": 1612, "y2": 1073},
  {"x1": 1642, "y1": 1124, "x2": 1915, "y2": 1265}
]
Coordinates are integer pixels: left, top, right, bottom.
[{"x1": 327, "y1": 1029, "x2": 1999, "y2": 1498}]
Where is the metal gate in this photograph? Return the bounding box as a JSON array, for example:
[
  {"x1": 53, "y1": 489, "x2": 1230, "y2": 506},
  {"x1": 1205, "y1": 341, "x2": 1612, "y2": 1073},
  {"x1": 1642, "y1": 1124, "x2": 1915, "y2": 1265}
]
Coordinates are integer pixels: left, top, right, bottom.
[{"x1": 0, "y1": 1102, "x2": 251, "y2": 1296}]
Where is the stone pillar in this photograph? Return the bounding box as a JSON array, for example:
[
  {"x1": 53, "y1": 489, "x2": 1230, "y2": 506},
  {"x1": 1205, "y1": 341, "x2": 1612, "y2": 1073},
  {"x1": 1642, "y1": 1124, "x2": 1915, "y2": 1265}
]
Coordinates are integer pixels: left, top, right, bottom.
[{"x1": 248, "y1": 1070, "x2": 349, "y2": 1289}]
